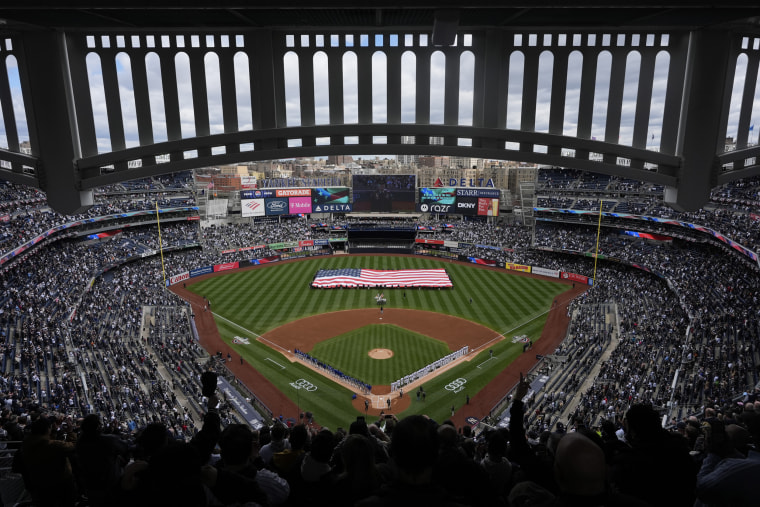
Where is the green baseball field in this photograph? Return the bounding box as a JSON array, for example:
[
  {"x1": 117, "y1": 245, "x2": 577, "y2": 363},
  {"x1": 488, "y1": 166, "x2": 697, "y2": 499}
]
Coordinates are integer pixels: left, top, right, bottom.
[{"x1": 188, "y1": 255, "x2": 569, "y2": 429}]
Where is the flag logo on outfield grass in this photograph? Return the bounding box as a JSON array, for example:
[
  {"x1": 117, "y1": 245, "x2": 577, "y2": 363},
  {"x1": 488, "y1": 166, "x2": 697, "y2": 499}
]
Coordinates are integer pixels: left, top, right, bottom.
[{"x1": 311, "y1": 268, "x2": 453, "y2": 288}]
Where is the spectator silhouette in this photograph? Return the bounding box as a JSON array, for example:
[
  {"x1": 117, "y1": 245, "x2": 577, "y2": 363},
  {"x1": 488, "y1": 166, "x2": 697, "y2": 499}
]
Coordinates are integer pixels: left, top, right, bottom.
[
  {"x1": 211, "y1": 423, "x2": 286, "y2": 506},
  {"x1": 546, "y1": 431, "x2": 650, "y2": 506},
  {"x1": 358, "y1": 414, "x2": 468, "y2": 507},
  {"x1": 333, "y1": 433, "x2": 382, "y2": 506},
  {"x1": 14, "y1": 415, "x2": 78, "y2": 507},
  {"x1": 694, "y1": 420, "x2": 760, "y2": 506},
  {"x1": 289, "y1": 428, "x2": 337, "y2": 504},
  {"x1": 74, "y1": 414, "x2": 129, "y2": 507},
  {"x1": 259, "y1": 422, "x2": 290, "y2": 465},
  {"x1": 120, "y1": 393, "x2": 221, "y2": 507},
  {"x1": 479, "y1": 428, "x2": 513, "y2": 501},
  {"x1": 611, "y1": 403, "x2": 697, "y2": 507},
  {"x1": 434, "y1": 422, "x2": 501, "y2": 506},
  {"x1": 271, "y1": 423, "x2": 309, "y2": 480}
]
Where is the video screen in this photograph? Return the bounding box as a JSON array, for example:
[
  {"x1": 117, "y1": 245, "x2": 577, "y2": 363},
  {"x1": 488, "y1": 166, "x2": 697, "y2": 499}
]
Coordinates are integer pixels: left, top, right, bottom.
[
  {"x1": 312, "y1": 187, "x2": 350, "y2": 205},
  {"x1": 352, "y1": 174, "x2": 417, "y2": 212},
  {"x1": 419, "y1": 187, "x2": 456, "y2": 206}
]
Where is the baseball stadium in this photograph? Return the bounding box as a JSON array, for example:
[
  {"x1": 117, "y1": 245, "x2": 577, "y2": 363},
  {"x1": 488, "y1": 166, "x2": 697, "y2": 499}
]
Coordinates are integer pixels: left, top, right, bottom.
[{"x1": 0, "y1": 2, "x2": 758, "y2": 506}]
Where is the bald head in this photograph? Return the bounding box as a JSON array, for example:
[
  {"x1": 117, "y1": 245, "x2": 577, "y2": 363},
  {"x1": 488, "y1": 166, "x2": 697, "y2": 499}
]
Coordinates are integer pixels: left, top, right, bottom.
[{"x1": 553, "y1": 432, "x2": 606, "y2": 496}]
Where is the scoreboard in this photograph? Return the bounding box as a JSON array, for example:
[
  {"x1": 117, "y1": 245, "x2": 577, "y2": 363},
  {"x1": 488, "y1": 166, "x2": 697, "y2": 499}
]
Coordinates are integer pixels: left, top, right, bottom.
[
  {"x1": 241, "y1": 188, "x2": 353, "y2": 216},
  {"x1": 418, "y1": 188, "x2": 500, "y2": 216}
]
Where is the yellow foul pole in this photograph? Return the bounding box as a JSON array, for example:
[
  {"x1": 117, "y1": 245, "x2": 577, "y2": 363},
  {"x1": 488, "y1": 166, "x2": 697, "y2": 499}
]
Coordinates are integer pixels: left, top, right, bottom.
[
  {"x1": 592, "y1": 199, "x2": 603, "y2": 285},
  {"x1": 156, "y1": 202, "x2": 166, "y2": 286}
]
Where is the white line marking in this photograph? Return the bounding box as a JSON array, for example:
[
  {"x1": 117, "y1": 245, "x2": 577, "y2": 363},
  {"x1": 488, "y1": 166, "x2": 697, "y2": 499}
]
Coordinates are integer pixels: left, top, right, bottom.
[
  {"x1": 212, "y1": 312, "x2": 290, "y2": 354},
  {"x1": 477, "y1": 356, "x2": 498, "y2": 369},
  {"x1": 265, "y1": 357, "x2": 286, "y2": 370}
]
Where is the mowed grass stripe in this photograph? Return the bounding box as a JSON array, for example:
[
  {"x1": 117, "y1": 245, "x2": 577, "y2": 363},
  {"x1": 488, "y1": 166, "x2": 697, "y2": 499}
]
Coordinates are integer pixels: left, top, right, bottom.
[
  {"x1": 190, "y1": 257, "x2": 567, "y2": 334},
  {"x1": 190, "y1": 256, "x2": 573, "y2": 428},
  {"x1": 465, "y1": 269, "x2": 520, "y2": 326},
  {"x1": 265, "y1": 262, "x2": 313, "y2": 322},
  {"x1": 310, "y1": 324, "x2": 451, "y2": 385}
]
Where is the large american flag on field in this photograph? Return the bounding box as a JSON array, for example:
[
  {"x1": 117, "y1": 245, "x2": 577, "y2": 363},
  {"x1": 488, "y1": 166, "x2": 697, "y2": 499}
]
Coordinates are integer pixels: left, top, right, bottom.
[{"x1": 311, "y1": 268, "x2": 453, "y2": 288}]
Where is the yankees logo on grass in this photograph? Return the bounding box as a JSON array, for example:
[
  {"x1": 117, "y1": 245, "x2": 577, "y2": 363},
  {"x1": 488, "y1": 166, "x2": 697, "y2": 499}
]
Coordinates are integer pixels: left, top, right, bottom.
[
  {"x1": 444, "y1": 378, "x2": 467, "y2": 393},
  {"x1": 290, "y1": 378, "x2": 318, "y2": 392}
]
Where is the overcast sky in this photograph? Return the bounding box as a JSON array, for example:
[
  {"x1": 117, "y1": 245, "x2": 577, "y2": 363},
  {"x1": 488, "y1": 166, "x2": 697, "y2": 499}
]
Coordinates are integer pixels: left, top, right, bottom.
[{"x1": 1, "y1": 37, "x2": 759, "y2": 160}]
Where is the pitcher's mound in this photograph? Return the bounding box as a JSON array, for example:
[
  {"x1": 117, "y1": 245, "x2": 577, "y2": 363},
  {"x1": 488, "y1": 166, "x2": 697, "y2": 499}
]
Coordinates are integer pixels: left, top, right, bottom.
[{"x1": 368, "y1": 348, "x2": 394, "y2": 359}]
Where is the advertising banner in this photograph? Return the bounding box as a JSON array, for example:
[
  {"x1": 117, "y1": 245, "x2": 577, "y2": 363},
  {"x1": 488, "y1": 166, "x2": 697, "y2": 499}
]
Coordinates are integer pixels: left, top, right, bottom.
[
  {"x1": 532, "y1": 266, "x2": 560, "y2": 278},
  {"x1": 168, "y1": 271, "x2": 190, "y2": 286},
  {"x1": 443, "y1": 240, "x2": 458, "y2": 249},
  {"x1": 505, "y1": 263, "x2": 531, "y2": 273},
  {"x1": 190, "y1": 266, "x2": 213, "y2": 277},
  {"x1": 288, "y1": 196, "x2": 312, "y2": 214},
  {"x1": 415, "y1": 238, "x2": 444, "y2": 245},
  {"x1": 418, "y1": 202, "x2": 454, "y2": 213},
  {"x1": 241, "y1": 189, "x2": 275, "y2": 199},
  {"x1": 456, "y1": 188, "x2": 501, "y2": 198},
  {"x1": 621, "y1": 231, "x2": 673, "y2": 241},
  {"x1": 312, "y1": 203, "x2": 353, "y2": 213},
  {"x1": 240, "y1": 176, "x2": 257, "y2": 189},
  {"x1": 420, "y1": 187, "x2": 457, "y2": 206},
  {"x1": 216, "y1": 376, "x2": 264, "y2": 430},
  {"x1": 269, "y1": 241, "x2": 299, "y2": 250},
  {"x1": 214, "y1": 262, "x2": 239, "y2": 272},
  {"x1": 264, "y1": 198, "x2": 289, "y2": 215},
  {"x1": 562, "y1": 272, "x2": 590, "y2": 284},
  {"x1": 276, "y1": 188, "x2": 311, "y2": 198},
  {"x1": 467, "y1": 257, "x2": 497, "y2": 266},
  {"x1": 478, "y1": 198, "x2": 499, "y2": 216},
  {"x1": 241, "y1": 198, "x2": 265, "y2": 217},
  {"x1": 250, "y1": 255, "x2": 281, "y2": 265},
  {"x1": 299, "y1": 240, "x2": 314, "y2": 247},
  {"x1": 456, "y1": 196, "x2": 478, "y2": 215}
]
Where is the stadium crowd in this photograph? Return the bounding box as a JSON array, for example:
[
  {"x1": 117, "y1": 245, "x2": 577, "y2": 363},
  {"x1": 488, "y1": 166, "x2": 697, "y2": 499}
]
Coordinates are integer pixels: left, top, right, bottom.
[{"x1": 0, "y1": 168, "x2": 757, "y2": 505}]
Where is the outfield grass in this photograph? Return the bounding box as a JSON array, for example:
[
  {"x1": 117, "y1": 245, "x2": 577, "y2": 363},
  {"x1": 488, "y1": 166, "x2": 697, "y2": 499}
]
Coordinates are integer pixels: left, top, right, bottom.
[
  {"x1": 309, "y1": 324, "x2": 452, "y2": 386},
  {"x1": 189, "y1": 255, "x2": 569, "y2": 429}
]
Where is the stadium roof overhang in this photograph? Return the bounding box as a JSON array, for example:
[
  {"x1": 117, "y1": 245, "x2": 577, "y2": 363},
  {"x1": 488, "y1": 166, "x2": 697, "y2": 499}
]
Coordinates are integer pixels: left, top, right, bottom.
[
  {"x1": 1, "y1": 2, "x2": 759, "y2": 32},
  {"x1": 1, "y1": 2, "x2": 760, "y2": 215}
]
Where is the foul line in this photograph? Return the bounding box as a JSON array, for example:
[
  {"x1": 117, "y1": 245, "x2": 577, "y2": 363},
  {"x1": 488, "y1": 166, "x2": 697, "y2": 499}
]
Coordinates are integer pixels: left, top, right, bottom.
[
  {"x1": 477, "y1": 356, "x2": 498, "y2": 369},
  {"x1": 471, "y1": 291, "x2": 581, "y2": 355},
  {"x1": 212, "y1": 312, "x2": 290, "y2": 355},
  {"x1": 265, "y1": 357, "x2": 286, "y2": 369}
]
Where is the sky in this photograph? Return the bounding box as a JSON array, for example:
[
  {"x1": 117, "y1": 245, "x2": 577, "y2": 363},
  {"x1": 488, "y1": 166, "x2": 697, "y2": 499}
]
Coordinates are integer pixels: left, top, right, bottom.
[{"x1": 1, "y1": 31, "x2": 759, "y2": 160}]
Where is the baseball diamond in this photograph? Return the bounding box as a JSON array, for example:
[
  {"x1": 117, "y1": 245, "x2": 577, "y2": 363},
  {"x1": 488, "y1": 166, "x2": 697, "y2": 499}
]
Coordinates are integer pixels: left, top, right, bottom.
[{"x1": 172, "y1": 254, "x2": 582, "y2": 429}]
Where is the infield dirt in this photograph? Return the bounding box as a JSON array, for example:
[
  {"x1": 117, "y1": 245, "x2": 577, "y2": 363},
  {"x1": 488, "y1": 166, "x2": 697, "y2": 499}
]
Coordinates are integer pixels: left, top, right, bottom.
[{"x1": 170, "y1": 255, "x2": 587, "y2": 427}]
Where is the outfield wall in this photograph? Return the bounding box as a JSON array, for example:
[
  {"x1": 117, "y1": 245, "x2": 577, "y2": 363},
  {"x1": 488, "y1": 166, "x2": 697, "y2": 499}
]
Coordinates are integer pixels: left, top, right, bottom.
[{"x1": 167, "y1": 247, "x2": 592, "y2": 287}]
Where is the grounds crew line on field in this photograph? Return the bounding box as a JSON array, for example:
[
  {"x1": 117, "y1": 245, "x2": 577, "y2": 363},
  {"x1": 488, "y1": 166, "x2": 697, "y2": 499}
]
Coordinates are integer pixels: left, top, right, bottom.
[
  {"x1": 473, "y1": 290, "x2": 580, "y2": 356},
  {"x1": 212, "y1": 312, "x2": 290, "y2": 355}
]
